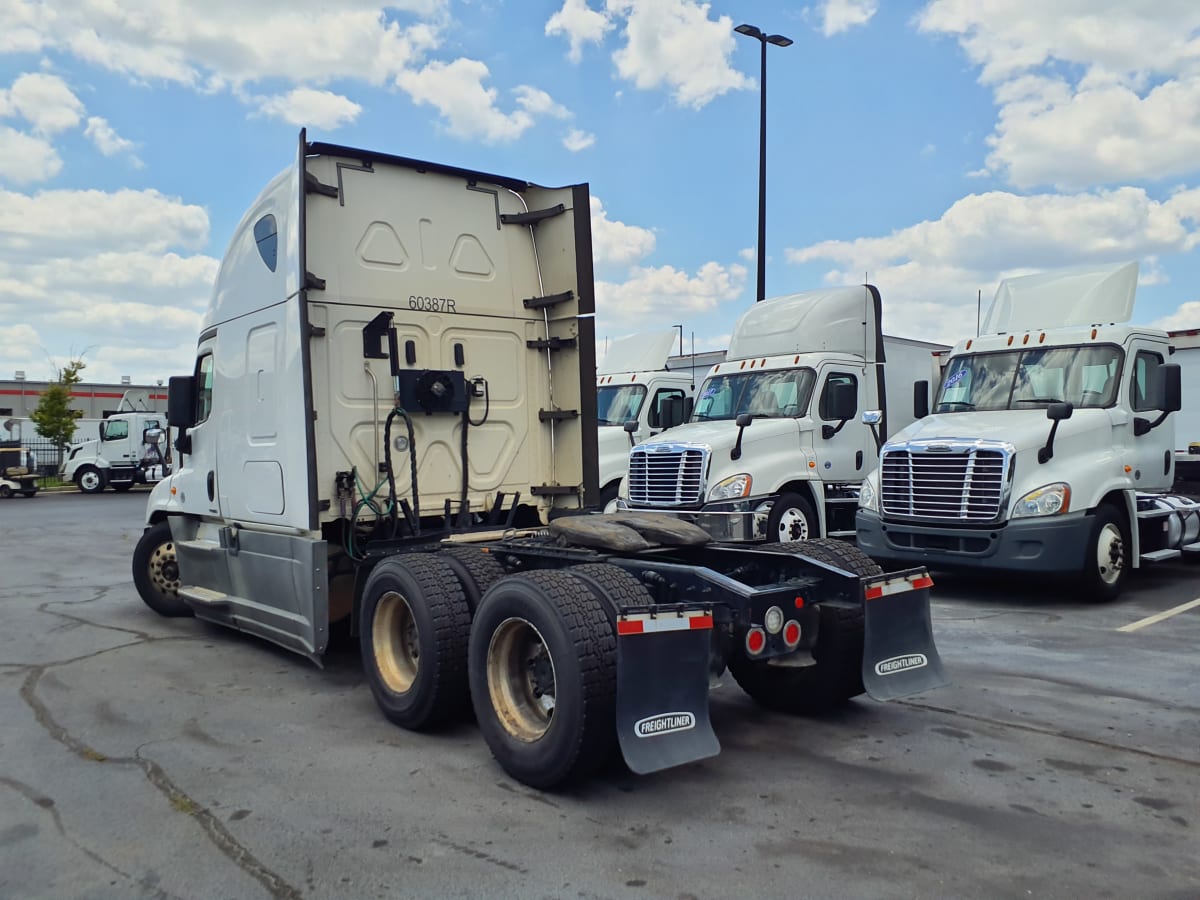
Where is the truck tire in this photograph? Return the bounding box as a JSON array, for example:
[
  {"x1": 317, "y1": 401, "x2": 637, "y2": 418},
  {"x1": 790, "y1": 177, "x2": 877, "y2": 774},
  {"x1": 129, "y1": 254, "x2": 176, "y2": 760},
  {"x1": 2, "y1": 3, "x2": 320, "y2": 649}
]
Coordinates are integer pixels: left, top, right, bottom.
[
  {"x1": 1079, "y1": 504, "x2": 1128, "y2": 603},
  {"x1": 361, "y1": 555, "x2": 472, "y2": 730},
  {"x1": 0, "y1": 485, "x2": 10, "y2": 499},
  {"x1": 564, "y1": 563, "x2": 652, "y2": 623},
  {"x1": 729, "y1": 539, "x2": 881, "y2": 713},
  {"x1": 599, "y1": 482, "x2": 620, "y2": 513},
  {"x1": 765, "y1": 492, "x2": 819, "y2": 542},
  {"x1": 76, "y1": 466, "x2": 105, "y2": 494},
  {"x1": 131, "y1": 521, "x2": 193, "y2": 618},
  {"x1": 439, "y1": 544, "x2": 506, "y2": 613},
  {"x1": 469, "y1": 570, "x2": 616, "y2": 789}
]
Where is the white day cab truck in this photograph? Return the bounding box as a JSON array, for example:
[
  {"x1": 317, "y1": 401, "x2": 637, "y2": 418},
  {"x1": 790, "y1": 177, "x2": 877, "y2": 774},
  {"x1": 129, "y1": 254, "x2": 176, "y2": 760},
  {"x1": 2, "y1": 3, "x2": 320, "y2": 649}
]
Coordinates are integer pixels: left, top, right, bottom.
[
  {"x1": 615, "y1": 286, "x2": 947, "y2": 543},
  {"x1": 595, "y1": 330, "x2": 697, "y2": 509},
  {"x1": 856, "y1": 262, "x2": 1200, "y2": 601},
  {"x1": 62, "y1": 394, "x2": 170, "y2": 493},
  {"x1": 130, "y1": 133, "x2": 946, "y2": 789}
]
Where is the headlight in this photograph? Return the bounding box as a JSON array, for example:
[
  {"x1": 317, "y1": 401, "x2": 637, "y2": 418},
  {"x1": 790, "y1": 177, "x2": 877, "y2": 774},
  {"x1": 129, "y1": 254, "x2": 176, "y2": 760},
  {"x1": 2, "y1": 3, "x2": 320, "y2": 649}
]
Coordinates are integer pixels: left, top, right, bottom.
[
  {"x1": 858, "y1": 474, "x2": 878, "y2": 511},
  {"x1": 1012, "y1": 482, "x2": 1071, "y2": 517},
  {"x1": 709, "y1": 473, "x2": 752, "y2": 501}
]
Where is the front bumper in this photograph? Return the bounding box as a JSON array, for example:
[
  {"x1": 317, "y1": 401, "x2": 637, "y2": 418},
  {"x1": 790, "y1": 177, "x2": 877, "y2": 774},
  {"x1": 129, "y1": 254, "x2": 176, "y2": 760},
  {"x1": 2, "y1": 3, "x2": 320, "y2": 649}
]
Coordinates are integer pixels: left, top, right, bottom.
[
  {"x1": 855, "y1": 508, "x2": 1091, "y2": 575},
  {"x1": 615, "y1": 495, "x2": 773, "y2": 542}
]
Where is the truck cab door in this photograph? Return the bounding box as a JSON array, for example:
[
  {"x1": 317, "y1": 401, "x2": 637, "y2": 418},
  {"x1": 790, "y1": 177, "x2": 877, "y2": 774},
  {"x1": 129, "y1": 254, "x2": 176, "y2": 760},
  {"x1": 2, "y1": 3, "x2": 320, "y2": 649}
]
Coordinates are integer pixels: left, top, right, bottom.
[
  {"x1": 176, "y1": 343, "x2": 221, "y2": 517},
  {"x1": 99, "y1": 417, "x2": 133, "y2": 464},
  {"x1": 813, "y1": 369, "x2": 869, "y2": 481},
  {"x1": 1126, "y1": 345, "x2": 1175, "y2": 488}
]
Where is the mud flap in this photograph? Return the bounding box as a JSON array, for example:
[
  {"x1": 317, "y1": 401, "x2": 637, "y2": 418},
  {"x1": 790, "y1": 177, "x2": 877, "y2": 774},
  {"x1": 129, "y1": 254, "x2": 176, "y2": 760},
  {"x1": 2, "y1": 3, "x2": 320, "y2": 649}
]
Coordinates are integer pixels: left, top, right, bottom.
[
  {"x1": 616, "y1": 611, "x2": 720, "y2": 775},
  {"x1": 861, "y1": 568, "x2": 948, "y2": 701}
]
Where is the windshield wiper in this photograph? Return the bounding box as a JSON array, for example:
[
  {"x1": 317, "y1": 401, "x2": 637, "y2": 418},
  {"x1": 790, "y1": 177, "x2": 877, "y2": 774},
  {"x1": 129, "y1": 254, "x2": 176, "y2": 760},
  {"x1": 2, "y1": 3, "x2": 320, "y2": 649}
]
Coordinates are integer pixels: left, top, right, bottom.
[
  {"x1": 1012, "y1": 398, "x2": 1061, "y2": 406},
  {"x1": 935, "y1": 401, "x2": 975, "y2": 411}
]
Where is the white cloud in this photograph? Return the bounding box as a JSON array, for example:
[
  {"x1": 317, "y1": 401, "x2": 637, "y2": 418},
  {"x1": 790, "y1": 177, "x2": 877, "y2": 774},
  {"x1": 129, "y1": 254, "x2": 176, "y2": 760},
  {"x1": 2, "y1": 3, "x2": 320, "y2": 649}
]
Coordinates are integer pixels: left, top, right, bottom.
[
  {"x1": 546, "y1": 0, "x2": 613, "y2": 62},
  {"x1": 738, "y1": 247, "x2": 755, "y2": 262},
  {"x1": 0, "y1": 323, "x2": 42, "y2": 366},
  {"x1": 596, "y1": 260, "x2": 748, "y2": 330},
  {"x1": 1, "y1": 72, "x2": 84, "y2": 135},
  {"x1": 563, "y1": 128, "x2": 596, "y2": 152},
  {"x1": 787, "y1": 187, "x2": 1200, "y2": 343},
  {"x1": 255, "y1": 88, "x2": 363, "y2": 129},
  {"x1": 918, "y1": 0, "x2": 1200, "y2": 188},
  {"x1": 0, "y1": 187, "x2": 210, "y2": 255},
  {"x1": 397, "y1": 58, "x2": 539, "y2": 142},
  {"x1": 590, "y1": 196, "x2": 655, "y2": 265},
  {"x1": 83, "y1": 116, "x2": 142, "y2": 167},
  {"x1": 513, "y1": 85, "x2": 570, "y2": 119},
  {"x1": 1155, "y1": 302, "x2": 1200, "y2": 332},
  {"x1": 820, "y1": 0, "x2": 878, "y2": 36},
  {"x1": 608, "y1": 0, "x2": 753, "y2": 109},
  {"x1": 0, "y1": 127, "x2": 62, "y2": 184}
]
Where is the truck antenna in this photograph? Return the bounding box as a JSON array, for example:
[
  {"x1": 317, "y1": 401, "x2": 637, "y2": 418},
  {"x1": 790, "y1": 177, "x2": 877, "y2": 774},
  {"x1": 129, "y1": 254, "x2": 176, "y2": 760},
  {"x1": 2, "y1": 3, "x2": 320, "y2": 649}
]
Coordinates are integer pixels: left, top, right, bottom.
[
  {"x1": 690, "y1": 331, "x2": 696, "y2": 390},
  {"x1": 976, "y1": 289, "x2": 981, "y2": 336}
]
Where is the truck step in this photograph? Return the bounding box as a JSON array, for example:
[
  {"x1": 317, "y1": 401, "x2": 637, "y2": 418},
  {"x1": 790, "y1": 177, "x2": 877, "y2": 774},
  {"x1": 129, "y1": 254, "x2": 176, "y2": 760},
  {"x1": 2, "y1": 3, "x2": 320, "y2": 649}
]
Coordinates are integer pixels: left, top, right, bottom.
[
  {"x1": 827, "y1": 529, "x2": 857, "y2": 538},
  {"x1": 176, "y1": 539, "x2": 221, "y2": 553},
  {"x1": 179, "y1": 585, "x2": 230, "y2": 606},
  {"x1": 1182, "y1": 542, "x2": 1200, "y2": 554},
  {"x1": 1140, "y1": 548, "x2": 1182, "y2": 563}
]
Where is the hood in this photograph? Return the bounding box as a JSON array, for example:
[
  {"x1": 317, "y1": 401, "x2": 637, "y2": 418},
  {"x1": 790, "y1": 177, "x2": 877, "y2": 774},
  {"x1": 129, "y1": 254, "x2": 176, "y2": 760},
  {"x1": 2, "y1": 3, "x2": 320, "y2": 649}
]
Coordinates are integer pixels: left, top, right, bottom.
[
  {"x1": 638, "y1": 418, "x2": 807, "y2": 492},
  {"x1": 597, "y1": 424, "x2": 634, "y2": 483},
  {"x1": 890, "y1": 409, "x2": 1111, "y2": 454}
]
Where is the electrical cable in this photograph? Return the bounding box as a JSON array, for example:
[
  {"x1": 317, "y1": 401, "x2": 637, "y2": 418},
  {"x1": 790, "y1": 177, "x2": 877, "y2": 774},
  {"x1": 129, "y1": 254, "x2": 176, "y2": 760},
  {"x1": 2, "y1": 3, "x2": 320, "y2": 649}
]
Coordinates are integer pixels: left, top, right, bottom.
[{"x1": 384, "y1": 407, "x2": 419, "y2": 537}]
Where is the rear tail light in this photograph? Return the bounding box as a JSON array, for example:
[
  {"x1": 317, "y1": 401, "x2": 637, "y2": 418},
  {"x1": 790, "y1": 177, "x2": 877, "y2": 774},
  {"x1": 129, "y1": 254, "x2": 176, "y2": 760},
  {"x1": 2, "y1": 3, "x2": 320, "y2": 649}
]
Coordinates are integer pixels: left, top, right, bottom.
[
  {"x1": 782, "y1": 620, "x2": 801, "y2": 648},
  {"x1": 745, "y1": 627, "x2": 766, "y2": 656}
]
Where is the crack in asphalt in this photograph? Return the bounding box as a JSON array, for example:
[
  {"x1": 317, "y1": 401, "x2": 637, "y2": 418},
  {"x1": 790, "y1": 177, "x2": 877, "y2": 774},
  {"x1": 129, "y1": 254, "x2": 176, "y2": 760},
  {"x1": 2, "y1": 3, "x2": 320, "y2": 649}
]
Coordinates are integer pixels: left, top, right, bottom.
[
  {"x1": 898, "y1": 699, "x2": 1200, "y2": 769},
  {"x1": 8, "y1": 596, "x2": 306, "y2": 900},
  {"x1": 0, "y1": 775, "x2": 180, "y2": 899}
]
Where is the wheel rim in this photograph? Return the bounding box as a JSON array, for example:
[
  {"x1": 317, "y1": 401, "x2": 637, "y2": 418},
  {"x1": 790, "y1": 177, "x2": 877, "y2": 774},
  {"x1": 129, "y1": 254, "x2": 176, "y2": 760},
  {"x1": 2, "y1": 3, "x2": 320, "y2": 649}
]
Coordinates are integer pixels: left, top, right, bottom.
[
  {"x1": 148, "y1": 541, "x2": 181, "y2": 598},
  {"x1": 486, "y1": 617, "x2": 556, "y2": 742},
  {"x1": 373, "y1": 590, "x2": 419, "y2": 694},
  {"x1": 80, "y1": 470, "x2": 100, "y2": 491},
  {"x1": 1095, "y1": 522, "x2": 1124, "y2": 585},
  {"x1": 775, "y1": 506, "x2": 811, "y2": 542}
]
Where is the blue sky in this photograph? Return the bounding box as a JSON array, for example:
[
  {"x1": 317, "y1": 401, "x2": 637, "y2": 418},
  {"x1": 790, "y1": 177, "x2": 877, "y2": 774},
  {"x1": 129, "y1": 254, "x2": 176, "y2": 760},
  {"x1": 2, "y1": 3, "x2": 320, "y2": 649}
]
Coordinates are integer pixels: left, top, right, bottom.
[{"x1": 2, "y1": 0, "x2": 1199, "y2": 384}]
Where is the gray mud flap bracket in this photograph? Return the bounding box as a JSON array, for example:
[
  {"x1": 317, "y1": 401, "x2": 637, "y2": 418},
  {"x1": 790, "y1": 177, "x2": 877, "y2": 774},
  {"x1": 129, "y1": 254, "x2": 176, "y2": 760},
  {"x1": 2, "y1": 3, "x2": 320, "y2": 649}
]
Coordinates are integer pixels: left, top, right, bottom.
[
  {"x1": 861, "y1": 568, "x2": 949, "y2": 701},
  {"x1": 616, "y1": 609, "x2": 720, "y2": 775}
]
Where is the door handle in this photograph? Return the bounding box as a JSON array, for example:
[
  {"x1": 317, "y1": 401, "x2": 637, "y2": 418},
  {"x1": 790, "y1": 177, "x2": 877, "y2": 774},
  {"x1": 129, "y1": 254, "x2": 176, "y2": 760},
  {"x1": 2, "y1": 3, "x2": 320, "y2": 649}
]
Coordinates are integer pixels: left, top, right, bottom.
[{"x1": 207, "y1": 471, "x2": 215, "y2": 501}]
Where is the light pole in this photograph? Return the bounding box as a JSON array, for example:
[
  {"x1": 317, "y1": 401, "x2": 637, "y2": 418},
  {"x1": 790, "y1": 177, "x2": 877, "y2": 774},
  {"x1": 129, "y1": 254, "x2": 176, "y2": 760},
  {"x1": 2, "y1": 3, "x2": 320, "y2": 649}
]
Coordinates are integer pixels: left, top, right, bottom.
[{"x1": 735, "y1": 23, "x2": 792, "y2": 302}]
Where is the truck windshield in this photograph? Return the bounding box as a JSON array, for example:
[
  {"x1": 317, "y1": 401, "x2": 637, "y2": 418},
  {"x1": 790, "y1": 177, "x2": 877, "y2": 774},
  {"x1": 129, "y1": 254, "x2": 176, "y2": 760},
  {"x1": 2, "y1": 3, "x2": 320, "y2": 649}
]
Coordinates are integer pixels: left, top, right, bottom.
[
  {"x1": 692, "y1": 368, "x2": 816, "y2": 421},
  {"x1": 597, "y1": 384, "x2": 647, "y2": 426},
  {"x1": 936, "y1": 345, "x2": 1122, "y2": 412}
]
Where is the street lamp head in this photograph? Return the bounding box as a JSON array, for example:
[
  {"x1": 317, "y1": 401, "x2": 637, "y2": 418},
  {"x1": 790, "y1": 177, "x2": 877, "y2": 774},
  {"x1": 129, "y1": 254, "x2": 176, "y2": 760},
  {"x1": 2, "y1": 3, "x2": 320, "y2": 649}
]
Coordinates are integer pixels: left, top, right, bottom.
[
  {"x1": 734, "y1": 23, "x2": 764, "y2": 40},
  {"x1": 766, "y1": 34, "x2": 793, "y2": 47}
]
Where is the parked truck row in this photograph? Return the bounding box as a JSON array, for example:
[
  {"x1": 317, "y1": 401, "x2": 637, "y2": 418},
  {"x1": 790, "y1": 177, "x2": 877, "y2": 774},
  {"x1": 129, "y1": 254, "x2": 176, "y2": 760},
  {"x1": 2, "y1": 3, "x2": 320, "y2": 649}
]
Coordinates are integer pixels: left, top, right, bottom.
[{"x1": 131, "y1": 133, "x2": 946, "y2": 789}]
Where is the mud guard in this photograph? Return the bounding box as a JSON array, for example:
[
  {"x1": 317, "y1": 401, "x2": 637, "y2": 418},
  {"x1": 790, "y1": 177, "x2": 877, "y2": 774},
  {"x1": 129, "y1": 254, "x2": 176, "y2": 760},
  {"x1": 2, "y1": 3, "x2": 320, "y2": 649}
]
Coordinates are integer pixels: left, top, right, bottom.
[
  {"x1": 615, "y1": 611, "x2": 720, "y2": 775},
  {"x1": 860, "y1": 569, "x2": 949, "y2": 701}
]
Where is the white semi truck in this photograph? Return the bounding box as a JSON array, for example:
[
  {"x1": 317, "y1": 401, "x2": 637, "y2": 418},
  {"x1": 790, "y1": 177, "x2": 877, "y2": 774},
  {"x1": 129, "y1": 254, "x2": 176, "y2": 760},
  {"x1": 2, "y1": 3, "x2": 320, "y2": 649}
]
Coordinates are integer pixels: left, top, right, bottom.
[
  {"x1": 856, "y1": 263, "x2": 1200, "y2": 601},
  {"x1": 61, "y1": 394, "x2": 170, "y2": 493},
  {"x1": 596, "y1": 330, "x2": 697, "y2": 508},
  {"x1": 130, "y1": 133, "x2": 946, "y2": 789},
  {"x1": 1168, "y1": 328, "x2": 1200, "y2": 486},
  {"x1": 615, "y1": 285, "x2": 947, "y2": 542}
]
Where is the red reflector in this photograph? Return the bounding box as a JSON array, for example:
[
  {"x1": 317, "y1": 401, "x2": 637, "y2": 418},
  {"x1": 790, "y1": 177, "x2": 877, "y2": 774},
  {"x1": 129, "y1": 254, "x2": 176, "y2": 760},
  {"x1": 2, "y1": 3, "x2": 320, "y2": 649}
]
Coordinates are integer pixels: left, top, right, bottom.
[
  {"x1": 912, "y1": 575, "x2": 934, "y2": 590},
  {"x1": 794, "y1": 596, "x2": 805, "y2": 608},
  {"x1": 864, "y1": 585, "x2": 883, "y2": 600},
  {"x1": 616, "y1": 620, "x2": 644, "y2": 635},
  {"x1": 690, "y1": 615, "x2": 714, "y2": 630},
  {"x1": 746, "y1": 629, "x2": 766, "y2": 654}
]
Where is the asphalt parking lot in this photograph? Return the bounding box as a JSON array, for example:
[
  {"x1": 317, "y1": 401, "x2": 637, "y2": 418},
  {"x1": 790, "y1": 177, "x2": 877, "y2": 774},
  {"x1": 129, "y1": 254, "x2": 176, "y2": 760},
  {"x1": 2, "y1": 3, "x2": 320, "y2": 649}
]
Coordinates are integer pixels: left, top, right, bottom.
[{"x1": 1, "y1": 492, "x2": 1197, "y2": 900}]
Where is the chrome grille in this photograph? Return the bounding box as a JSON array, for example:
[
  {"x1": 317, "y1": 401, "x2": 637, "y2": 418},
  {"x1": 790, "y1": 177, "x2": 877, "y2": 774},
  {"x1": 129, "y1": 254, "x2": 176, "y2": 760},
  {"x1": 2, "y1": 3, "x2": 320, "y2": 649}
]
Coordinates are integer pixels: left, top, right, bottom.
[
  {"x1": 627, "y1": 444, "x2": 708, "y2": 506},
  {"x1": 881, "y1": 444, "x2": 1009, "y2": 521}
]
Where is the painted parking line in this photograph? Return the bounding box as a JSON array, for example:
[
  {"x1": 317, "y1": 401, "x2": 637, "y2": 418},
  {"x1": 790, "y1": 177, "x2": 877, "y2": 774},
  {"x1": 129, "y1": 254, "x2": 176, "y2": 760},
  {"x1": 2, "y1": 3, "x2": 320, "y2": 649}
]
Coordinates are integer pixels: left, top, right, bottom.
[{"x1": 1117, "y1": 598, "x2": 1200, "y2": 633}]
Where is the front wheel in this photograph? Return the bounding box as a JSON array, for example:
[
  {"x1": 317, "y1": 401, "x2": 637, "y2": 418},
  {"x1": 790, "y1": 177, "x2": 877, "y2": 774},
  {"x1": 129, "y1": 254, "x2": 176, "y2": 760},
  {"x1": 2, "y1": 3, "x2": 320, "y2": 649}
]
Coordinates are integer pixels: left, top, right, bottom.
[
  {"x1": 132, "y1": 521, "x2": 193, "y2": 617},
  {"x1": 469, "y1": 571, "x2": 616, "y2": 789},
  {"x1": 765, "y1": 492, "x2": 819, "y2": 542},
  {"x1": 76, "y1": 466, "x2": 105, "y2": 494},
  {"x1": 1079, "y1": 504, "x2": 1128, "y2": 602},
  {"x1": 0, "y1": 485, "x2": 10, "y2": 499}
]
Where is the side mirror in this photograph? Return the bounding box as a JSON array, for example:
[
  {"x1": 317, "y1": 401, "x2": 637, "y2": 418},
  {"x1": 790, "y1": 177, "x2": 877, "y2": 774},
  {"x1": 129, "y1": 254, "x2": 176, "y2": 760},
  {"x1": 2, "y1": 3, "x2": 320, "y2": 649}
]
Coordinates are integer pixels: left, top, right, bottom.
[
  {"x1": 1047, "y1": 401, "x2": 1074, "y2": 421},
  {"x1": 659, "y1": 396, "x2": 686, "y2": 430},
  {"x1": 731, "y1": 413, "x2": 753, "y2": 461},
  {"x1": 826, "y1": 382, "x2": 857, "y2": 421},
  {"x1": 913, "y1": 380, "x2": 929, "y2": 419},
  {"x1": 1159, "y1": 363, "x2": 1182, "y2": 413},
  {"x1": 623, "y1": 418, "x2": 638, "y2": 447},
  {"x1": 168, "y1": 375, "x2": 197, "y2": 429},
  {"x1": 735, "y1": 413, "x2": 753, "y2": 428}
]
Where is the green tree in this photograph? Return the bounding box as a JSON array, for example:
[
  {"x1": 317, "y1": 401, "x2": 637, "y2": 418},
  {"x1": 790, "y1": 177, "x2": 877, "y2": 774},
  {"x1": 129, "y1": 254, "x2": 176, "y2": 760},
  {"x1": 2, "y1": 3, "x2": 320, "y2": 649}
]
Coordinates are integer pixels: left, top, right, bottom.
[{"x1": 30, "y1": 359, "x2": 86, "y2": 459}]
